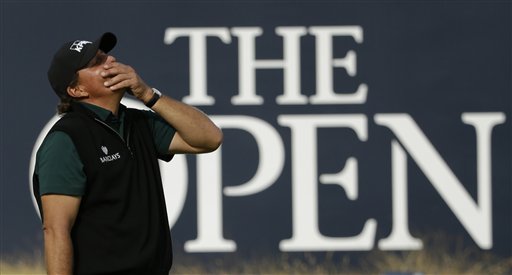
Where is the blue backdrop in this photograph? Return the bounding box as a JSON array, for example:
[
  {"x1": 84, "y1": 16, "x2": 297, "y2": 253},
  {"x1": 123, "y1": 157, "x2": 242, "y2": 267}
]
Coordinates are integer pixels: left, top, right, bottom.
[{"x1": 1, "y1": 0, "x2": 510, "y2": 264}]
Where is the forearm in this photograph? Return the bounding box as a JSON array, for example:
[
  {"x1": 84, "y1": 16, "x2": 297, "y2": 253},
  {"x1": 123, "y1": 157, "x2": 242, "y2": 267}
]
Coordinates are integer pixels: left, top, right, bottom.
[
  {"x1": 45, "y1": 233, "x2": 73, "y2": 274},
  {"x1": 44, "y1": 228, "x2": 74, "y2": 275},
  {"x1": 40, "y1": 195, "x2": 80, "y2": 275},
  {"x1": 150, "y1": 94, "x2": 223, "y2": 152}
]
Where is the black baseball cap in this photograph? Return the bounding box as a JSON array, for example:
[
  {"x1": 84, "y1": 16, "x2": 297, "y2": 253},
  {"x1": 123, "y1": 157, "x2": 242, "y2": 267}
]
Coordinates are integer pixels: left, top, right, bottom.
[{"x1": 47, "y1": 32, "x2": 117, "y2": 97}]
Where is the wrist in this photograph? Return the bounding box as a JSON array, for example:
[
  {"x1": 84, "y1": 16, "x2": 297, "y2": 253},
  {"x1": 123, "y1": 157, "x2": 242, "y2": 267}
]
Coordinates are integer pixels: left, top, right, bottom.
[
  {"x1": 144, "y1": 88, "x2": 162, "y2": 108},
  {"x1": 139, "y1": 87, "x2": 153, "y2": 103}
]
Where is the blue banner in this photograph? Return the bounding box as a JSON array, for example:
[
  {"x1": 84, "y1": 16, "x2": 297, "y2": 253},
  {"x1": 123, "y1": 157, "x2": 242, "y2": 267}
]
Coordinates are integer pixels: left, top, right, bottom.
[{"x1": 1, "y1": 0, "x2": 510, "y2": 270}]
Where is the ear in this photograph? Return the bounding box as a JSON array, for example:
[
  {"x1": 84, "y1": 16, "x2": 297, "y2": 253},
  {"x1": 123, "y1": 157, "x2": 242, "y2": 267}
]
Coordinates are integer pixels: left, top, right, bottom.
[{"x1": 67, "y1": 85, "x2": 89, "y2": 98}]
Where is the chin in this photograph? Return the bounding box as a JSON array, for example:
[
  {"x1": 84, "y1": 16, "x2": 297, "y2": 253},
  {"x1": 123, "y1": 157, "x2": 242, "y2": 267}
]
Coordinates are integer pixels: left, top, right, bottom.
[{"x1": 111, "y1": 88, "x2": 126, "y2": 94}]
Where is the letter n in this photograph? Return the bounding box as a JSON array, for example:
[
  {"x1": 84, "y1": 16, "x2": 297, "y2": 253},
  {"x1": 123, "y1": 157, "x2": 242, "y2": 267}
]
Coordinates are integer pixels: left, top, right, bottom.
[{"x1": 374, "y1": 113, "x2": 506, "y2": 249}]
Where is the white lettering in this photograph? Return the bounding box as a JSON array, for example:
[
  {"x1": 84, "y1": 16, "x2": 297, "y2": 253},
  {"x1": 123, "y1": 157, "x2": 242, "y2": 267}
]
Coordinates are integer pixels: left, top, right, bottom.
[
  {"x1": 164, "y1": 25, "x2": 367, "y2": 106},
  {"x1": 374, "y1": 113, "x2": 505, "y2": 249},
  {"x1": 99, "y1": 152, "x2": 121, "y2": 163},
  {"x1": 378, "y1": 141, "x2": 423, "y2": 250},
  {"x1": 30, "y1": 26, "x2": 505, "y2": 255},
  {"x1": 230, "y1": 27, "x2": 308, "y2": 105},
  {"x1": 309, "y1": 26, "x2": 368, "y2": 104},
  {"x1": 278, "y1": 114, "x2": 377, "y2": 251},
  {"x1": 230, "y1": 27, "x2": 265, "y2": 105},
  {"x1": 164, "y1": 27, "x2": 232, "y2": 105},
  {"x1": 185, "y1": 146, "x2": 236, "y2": 252},
  {"x1": 185, "y1": 115, "x2": 285, "y2": 252}
]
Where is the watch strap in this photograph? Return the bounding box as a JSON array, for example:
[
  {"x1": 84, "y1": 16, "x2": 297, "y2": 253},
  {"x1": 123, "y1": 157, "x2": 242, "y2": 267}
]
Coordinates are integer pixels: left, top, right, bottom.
[{"x1": 145, "y1": 88, "x2": 161, "y2": 108}]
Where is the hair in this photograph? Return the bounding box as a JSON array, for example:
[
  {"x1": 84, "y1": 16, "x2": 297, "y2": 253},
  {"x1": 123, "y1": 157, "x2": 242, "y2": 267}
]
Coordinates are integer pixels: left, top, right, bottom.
[{"x1": 57, "y1": 72, "x2": 79, "y2": 114}]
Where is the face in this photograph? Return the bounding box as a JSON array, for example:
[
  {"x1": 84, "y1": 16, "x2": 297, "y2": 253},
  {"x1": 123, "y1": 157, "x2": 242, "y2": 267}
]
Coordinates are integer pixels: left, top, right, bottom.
[{"x1": 73, "y1": 50, "x2": 118, "y2": 98}]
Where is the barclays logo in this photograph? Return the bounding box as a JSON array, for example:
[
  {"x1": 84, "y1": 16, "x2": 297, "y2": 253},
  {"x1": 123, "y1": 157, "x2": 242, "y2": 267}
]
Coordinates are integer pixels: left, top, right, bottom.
[{"x1": 99, "y1": 146, "x2": 121, "y2": 163}]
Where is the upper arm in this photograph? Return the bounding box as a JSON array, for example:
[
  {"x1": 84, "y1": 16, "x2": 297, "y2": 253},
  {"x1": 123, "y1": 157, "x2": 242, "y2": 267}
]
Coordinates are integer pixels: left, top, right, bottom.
[
  {"x1": 36, "y1": 131, "x2": 84, "y2": 230},
  {"x1": 42, "y1": 194, "x2": 81, "y2": 233},
  {"x1": 140, "y1": 109, "x2": 221, "y2": 155},
  {"x1": 140, "y1": 110, "x2": 177, "y2": 157},
  {"x1": 36, "y1": 131, "x2": 86, "y2": 196},
  {"x1": 140, "y1": 110, "x2": 210, "y2": 154}
]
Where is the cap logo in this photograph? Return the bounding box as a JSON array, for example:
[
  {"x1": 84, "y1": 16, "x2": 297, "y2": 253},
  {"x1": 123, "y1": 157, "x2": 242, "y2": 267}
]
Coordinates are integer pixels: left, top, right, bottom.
[
  {"x1": 101, "y1": 146, "x2": 108, "y2": 155},
  {"x1": 70, "y1": 40, "x2": 92, "y2": 53}
]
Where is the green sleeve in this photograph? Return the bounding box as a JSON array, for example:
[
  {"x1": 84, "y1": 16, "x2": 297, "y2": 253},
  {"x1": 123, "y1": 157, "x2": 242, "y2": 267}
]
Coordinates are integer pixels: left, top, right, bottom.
[
  {"x1": 35, "y1": 131, "x2": 86, "y2": 196},
  {"x1": 141, "y1": 110, "x2": 176, "y2": 160}
]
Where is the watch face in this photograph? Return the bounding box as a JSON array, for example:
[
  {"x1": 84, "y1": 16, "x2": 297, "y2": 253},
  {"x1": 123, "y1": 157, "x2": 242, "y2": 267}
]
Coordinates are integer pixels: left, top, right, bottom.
[{"x1": 152, "y1": 88, "x2": 162, "y2": 96}]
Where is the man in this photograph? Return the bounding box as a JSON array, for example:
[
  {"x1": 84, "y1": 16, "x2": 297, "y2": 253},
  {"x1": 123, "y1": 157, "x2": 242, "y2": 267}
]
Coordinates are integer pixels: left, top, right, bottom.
[{"x1": 33, "y1": 32, "x2": 223, "y2": 275}]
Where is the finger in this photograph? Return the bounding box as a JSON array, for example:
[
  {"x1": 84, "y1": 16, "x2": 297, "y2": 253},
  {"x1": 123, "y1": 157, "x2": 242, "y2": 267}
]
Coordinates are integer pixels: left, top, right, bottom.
[
  {"x1": 101, "y1": 65, "x2": 126, "y2": 78},
  {"x1": 102, "y1": 61, "x2": 131, "y2": 75},
  {"x1": 103, "y1": 61, "x2": 124, "y2": 70},
  {"x1": 104, "y1": 73, "x2": 132, "y2": 88},
  {"x1": 107, "y1": 79, "x2": 132, "y2": 91}
]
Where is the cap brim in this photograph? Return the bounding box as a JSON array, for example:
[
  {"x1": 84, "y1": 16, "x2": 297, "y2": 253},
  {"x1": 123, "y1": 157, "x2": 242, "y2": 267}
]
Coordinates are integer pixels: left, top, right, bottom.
[{"x1": 98, "y1": 32, "x2": 117, "y2": 53}]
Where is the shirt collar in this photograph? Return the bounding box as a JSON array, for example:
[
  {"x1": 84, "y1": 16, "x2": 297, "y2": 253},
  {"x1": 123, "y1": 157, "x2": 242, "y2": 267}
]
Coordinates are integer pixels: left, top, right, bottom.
[{"x1": 78, "y1": 102, "x2": 125, "y2": 122}]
